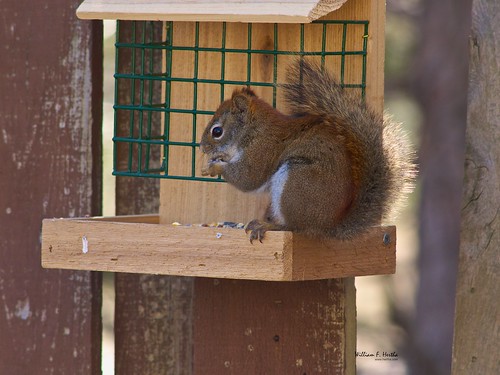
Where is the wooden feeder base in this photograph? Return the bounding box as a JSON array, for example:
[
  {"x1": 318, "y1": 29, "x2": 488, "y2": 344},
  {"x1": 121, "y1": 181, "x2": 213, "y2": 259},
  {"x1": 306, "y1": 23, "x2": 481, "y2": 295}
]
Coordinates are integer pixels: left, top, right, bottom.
[{"x1": 41, "y1": 215, "x2": 395, "y2": 281}]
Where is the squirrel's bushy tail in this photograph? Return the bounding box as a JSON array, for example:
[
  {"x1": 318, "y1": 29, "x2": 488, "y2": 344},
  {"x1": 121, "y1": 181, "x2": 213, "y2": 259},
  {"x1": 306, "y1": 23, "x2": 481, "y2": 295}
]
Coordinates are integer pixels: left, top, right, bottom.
[{"x1": 283, "y1": 60, "x2": 417, "y2": 239}]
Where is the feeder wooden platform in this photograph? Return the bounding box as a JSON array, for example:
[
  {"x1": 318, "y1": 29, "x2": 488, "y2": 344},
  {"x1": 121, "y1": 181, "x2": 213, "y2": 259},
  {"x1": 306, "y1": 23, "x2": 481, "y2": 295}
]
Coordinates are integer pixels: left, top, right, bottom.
[{"x1": 41, "y1": 215, "x2": 395, "y2": 281}]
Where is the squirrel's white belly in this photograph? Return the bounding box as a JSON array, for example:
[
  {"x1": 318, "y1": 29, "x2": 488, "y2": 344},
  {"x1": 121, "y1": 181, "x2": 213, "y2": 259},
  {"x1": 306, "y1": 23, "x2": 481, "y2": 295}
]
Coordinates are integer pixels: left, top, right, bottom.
[
  {"x1": 249, "y1": 164, "x2": 289, "y2": 225},
  {"x1": 269, "y1": 164, "x2": 289, "y2": 225}
]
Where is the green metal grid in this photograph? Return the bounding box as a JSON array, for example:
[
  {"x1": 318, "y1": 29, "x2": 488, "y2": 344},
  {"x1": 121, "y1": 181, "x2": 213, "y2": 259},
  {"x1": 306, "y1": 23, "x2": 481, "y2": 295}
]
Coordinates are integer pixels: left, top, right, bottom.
[{"x1": 113, "y1": 20, "x2": 369, "y2": 181}]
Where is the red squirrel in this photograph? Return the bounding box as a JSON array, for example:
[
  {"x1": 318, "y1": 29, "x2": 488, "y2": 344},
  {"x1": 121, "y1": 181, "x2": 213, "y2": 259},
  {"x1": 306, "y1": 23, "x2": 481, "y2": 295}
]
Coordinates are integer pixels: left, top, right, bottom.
[{"x1": 200, "y1": 60, "x2": 417, "y2": 243}]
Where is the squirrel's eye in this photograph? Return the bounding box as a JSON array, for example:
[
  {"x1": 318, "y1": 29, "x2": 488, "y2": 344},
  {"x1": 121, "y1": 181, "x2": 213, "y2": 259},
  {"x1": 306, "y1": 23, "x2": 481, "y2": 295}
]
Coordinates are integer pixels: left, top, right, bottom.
[{"x1": 211, "y1": 126, "x2": 223, "y2": 139}]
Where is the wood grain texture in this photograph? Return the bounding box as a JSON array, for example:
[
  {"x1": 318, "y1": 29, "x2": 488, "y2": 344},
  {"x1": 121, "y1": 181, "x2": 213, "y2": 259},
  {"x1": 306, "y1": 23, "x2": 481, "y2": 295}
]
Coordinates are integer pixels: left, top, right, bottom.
[
  {"x1": 77, "y1": 0, "x2": 349, "y2": 23},
  {"x1": 115, "y1": 274, "x2": 193, "y2": 375},
  {"x1": 291, "y1": 226, "x2": 396, "y2": 279},
  {"x1": 194, "y1": 278, "x2": 355, "y2": 375},
  {"x1": 0, "y1": 1, "x2": 102, "y2": 373},
  {"x1": 41, "y1": 217, "x2": 395, "y2": 280},
  {"x1": 452, "y1": 0, "x2": 500, "y2": 373}
]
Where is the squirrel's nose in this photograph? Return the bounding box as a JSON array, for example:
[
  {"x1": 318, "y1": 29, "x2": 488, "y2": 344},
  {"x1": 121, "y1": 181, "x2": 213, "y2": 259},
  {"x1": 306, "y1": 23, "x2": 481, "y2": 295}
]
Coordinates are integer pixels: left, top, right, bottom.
[{"x1": 199, "y1": 141, "x2": 209, "y2": 154}]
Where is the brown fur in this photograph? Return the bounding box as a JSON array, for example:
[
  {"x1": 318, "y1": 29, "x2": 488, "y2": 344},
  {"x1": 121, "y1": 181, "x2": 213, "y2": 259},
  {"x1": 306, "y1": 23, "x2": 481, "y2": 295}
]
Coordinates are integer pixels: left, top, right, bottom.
[{"x1": 200, "y1": 60, "x2": 417, "y2": 241}]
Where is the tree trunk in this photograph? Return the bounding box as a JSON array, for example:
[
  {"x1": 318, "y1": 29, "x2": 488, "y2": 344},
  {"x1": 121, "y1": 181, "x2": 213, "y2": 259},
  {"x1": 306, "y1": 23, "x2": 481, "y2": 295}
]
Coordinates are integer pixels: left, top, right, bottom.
[
  {"x1": 452, "y1": 0, "x2": 500, "y2": 373},
  {"x1": 410, "y1": 0, "x2": 472, "y2": 374}
]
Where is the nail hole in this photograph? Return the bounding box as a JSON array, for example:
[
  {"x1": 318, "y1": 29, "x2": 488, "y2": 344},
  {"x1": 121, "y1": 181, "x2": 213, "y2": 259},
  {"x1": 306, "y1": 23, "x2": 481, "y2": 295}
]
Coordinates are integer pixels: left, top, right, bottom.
[{"x1": 383, "y1": 233, "x2": 391, "y2": 245}]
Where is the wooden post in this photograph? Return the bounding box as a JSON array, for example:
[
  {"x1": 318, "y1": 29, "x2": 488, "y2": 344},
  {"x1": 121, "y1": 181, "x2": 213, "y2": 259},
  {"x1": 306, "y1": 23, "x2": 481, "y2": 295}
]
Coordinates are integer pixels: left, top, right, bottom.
[
  {"x1": 452, "y1": 0, "x2": 499, "y2": 373},
  {"x1": 194, "y1": 279, "x2": 356, "y2": 374},
  {"x1": 0, "y1": 1, "x2": 102, "y2": 373}
]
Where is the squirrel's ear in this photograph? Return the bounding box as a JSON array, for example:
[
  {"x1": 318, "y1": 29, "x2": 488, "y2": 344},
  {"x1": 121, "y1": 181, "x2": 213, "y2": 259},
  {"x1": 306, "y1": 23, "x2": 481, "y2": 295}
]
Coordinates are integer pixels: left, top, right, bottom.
[
  {"x1": 231, "y1": 92, "x2": 251, "y2": 114},
  {"x1": 241, "y1": 87, "x2": 257, "y2": 97}
]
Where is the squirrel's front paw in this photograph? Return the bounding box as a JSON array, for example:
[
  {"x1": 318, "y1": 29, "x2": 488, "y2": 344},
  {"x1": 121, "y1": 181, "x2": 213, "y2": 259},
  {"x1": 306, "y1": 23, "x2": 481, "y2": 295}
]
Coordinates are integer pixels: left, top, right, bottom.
[
  {"x1": 200, "y1": 164, "x2": 212, "y2": 176},
  {"x1": 201, "y1": 161, "x2": 224, "y2": 177}
]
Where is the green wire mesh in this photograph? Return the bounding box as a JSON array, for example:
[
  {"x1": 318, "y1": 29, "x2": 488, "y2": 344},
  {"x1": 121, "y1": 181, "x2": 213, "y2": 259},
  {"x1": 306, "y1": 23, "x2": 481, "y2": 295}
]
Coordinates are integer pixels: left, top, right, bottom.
[{"x1": 113, "y1": 20, "x2": 369, "y2": 181}]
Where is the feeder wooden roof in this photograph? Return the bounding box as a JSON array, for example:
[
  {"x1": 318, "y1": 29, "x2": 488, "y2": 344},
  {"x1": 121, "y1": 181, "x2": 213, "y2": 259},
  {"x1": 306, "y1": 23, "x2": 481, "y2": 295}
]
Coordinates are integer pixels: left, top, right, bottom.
[{"x1": 76, "y1": 0, "x2": 349, "y2": 23}]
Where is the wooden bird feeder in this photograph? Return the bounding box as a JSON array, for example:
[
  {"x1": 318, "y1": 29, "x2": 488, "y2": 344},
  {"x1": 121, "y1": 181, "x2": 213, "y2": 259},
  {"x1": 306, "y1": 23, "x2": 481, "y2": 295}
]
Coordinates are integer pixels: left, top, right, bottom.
[
  {"x1": 41, "y1": 0, "x2": 390, "y2": 372},
  {"x1": 42, "y1": 0, "x2": 390, "y2": 281}
]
